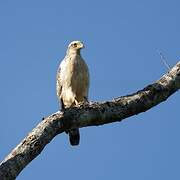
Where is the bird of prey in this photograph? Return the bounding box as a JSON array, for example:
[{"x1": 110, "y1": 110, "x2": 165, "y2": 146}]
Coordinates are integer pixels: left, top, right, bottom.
[{"x1": 56, "y1": 40, "x2": 89, "y2": 146}]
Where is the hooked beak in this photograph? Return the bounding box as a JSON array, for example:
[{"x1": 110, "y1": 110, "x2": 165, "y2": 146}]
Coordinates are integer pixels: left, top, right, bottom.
[{"x1": 80, "y1": 43, "x2": 85, "y2": 49}]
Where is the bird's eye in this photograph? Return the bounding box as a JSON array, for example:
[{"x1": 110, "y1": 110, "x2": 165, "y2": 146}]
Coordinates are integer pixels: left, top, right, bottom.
[{"x1": 73, "y1": 43, "x2": 77, "y2": 47}]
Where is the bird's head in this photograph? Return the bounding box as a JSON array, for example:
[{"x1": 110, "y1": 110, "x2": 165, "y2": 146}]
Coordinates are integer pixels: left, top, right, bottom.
[{"x1": 67, "y1": 40, "x2": 84, "y2": 55}]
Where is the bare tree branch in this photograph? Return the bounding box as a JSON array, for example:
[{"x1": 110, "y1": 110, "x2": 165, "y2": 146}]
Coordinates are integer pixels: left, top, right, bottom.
[{"x1": 0, "y1": 62, "x2": 180, "y2": 180}]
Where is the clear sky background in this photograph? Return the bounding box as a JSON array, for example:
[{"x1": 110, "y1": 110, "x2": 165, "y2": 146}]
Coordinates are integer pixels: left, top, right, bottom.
[{"x1": 0, "y1": 0, "x2": 180, "y2": 179}]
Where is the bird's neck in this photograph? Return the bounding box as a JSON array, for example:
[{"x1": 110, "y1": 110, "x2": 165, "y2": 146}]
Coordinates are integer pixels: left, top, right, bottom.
[{"x1": 66, "y1": 49, "x2": 81, "y2": 56}]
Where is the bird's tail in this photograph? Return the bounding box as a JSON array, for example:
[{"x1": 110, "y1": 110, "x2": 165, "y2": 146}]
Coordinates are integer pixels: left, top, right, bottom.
[{"x1": 68, "y1": 128, "x2": 80, "y2": 146}]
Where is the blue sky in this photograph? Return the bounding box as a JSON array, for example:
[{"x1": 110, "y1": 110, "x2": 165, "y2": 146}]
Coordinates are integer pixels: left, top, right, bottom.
[{"x1": 0, "y1": 0, "x2": 180, "y2": 179}]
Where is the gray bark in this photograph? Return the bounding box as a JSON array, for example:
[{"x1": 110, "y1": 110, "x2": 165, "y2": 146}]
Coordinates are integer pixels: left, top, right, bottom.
[{"x1": 0, "y1": 62, "x2": 180, "y2": 180}]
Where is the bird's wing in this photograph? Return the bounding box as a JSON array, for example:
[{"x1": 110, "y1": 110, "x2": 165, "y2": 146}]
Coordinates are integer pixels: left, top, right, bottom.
[
  {"x1": 56, "y1": 61, "x2": 63, "y2": 99},
  {"x1": 82, "y1": 58, "x2": 90, "y2": 99}
]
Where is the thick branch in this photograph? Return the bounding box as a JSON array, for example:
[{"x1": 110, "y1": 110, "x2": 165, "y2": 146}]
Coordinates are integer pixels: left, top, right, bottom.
[{"x1": 0, "y1": 62, "x2": 180, "y2": 180}]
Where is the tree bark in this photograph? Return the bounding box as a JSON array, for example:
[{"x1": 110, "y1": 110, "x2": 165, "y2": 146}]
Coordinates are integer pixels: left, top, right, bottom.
[{"x1": 0, "y1": 62, "x2": 180, "y2": 180}]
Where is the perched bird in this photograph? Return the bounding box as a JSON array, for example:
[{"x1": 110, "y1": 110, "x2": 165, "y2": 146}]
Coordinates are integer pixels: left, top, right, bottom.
[{"x1": 56, "y1": 40, "x2": 89, "y2": 146}]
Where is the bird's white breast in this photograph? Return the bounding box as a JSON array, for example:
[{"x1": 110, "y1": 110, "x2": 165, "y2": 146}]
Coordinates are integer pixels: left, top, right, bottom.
[{"x1": 60, "y1": 54, "x2": 89, "y2": 107}]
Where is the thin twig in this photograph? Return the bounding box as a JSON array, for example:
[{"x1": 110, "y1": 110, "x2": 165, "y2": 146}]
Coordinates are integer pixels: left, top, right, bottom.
[{"x1": 157, "y1": 50, "x2": 171, "y2": 70}]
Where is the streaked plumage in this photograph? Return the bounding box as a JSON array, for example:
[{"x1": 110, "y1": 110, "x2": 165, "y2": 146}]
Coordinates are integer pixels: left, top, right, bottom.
[{"x1": 56, "y1": 40, "x2": 89, "y2": 146}]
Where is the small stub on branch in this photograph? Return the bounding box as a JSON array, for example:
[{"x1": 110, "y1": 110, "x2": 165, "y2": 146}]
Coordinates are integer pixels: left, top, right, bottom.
[{"x1": 157, "y1": 50, "x2": 171, "y2": 70}]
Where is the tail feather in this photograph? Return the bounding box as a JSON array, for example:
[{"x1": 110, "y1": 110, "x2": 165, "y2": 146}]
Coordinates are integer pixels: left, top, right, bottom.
[{"x1": 68, "y1": 129, "x2": 80, "y2": 146}]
